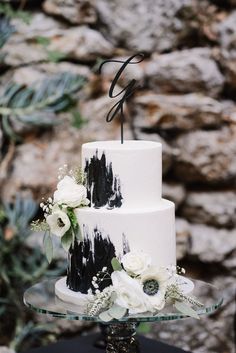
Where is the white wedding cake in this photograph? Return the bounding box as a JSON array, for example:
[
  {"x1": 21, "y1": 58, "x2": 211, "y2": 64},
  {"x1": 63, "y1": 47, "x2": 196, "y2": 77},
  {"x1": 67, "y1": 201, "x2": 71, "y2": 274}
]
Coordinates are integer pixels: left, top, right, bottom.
[{"x1": 55, "y1": 140, "x2": 176, "y2": 302}]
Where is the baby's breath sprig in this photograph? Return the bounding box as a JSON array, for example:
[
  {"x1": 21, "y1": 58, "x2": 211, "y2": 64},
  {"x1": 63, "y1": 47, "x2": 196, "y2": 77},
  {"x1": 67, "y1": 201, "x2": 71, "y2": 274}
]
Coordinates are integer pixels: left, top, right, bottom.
[
  {"x1": 166, "y1": 284, "x2": 204, "y2": 308},
  {"x1": 40, "y1": 197, "x2": 53, "y2": 217},
  {"x1": 58, "y1": 164, "x2": 69, "y2": 180},
  {"x1": 31, "y1": 219, "x2": 49, "y2": 232},
  {"x1": 72, "y1": 167, "x2": 86, "y2": 185},
  {"x1": 91, "y1": 267, "x2": 110, "y2": 291},
  {"x1": 87, "y1": 286, "x2": 114, "y2": 316},
  {"x1": 167, "y1": 265, "x2": 186, "y2": 277},
  {"x1": 176, "y1": 266, "x2": 186, "y2": 275}
]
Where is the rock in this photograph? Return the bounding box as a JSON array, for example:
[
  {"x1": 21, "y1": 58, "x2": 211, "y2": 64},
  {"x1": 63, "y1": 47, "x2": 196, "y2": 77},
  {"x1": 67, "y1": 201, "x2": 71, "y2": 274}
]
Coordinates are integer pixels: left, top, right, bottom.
[
  {"x1": 162, "y1": 182, "x2": 186, "y2": 208},
  {"x1": 1, "y1": 130, "x2": 80, "y2": 201},
  {"x1": 135, "y1": 132, "x2": 176, "y2": 174},
  {"x1": 10, "y1": 13, "x2": 65, "y2": 39},
  {"x1": 216, "y1": 11, "x2": 236, "y2": 52},
  {"x1": 145, "y1": 48, "x2": 224, "y2": 98},
  {"x1": 0, "y1": 348, "x2": 15, "y2": 353},
  {"x1": 213, "y1": 11, "x2": 236, "y2": 89},
  {"x1": 48, "y1": 26, "x2": 114, "y2": 61},
  {"x1": 221, "y1": 55, "x2": 236, "y2": 89},
  {"x1": 133, "y1": 93, "x2": 235, "y2": 131},
  {"x1": 26, "y1": 232, "x2": 66, "y2": 262},
  {"x1": 150, "y1": 275, "x2": 234, "y2": 353},
  {"x1": 1, "y1": 98, "x2": 130, "y2": 201},
  {"x1": 176, "y1": 218, "x2": 191, "y2": 260},
  {"x1": 53, "y1": 318, "x2": 92, "y2": 335},
  {"x1": 11, "y1": 62, "x2": 91, "y2": 86},
  {"x1": 79, "y1": 94, "x2": 133, "y2": 141},
  {"x1": 174, "y1": 126, "x2": 236, "y2": 184},
  {"x1": 100, "y1": 55, "x2": 145, "y2": 87},
  {"x1": 3, "y1": 42, "x2": 48, "y2": 66},
  {"x1": 3, "y1": 13, "x2": 113, "y2": 66},
  {"x1": 95, "y1": 0, "x2": 192, "y2": 52},
  {"x1": 181, "y1": 191, "x2": 236, "y2": 228},
  {"x1": 189, "y1": 223, "x2": 236, "y2": 262},
  {"x1": 214, "y1": 11, "x2": 236, "y2": 88},
  {"x1": 1, "y1": 126, "x2": 83, "y2": 201},
  {"x1": 2, "y1": 13, "x2": 64, "y2": 66},
  {"x1": 0, "y1": 128, "x2": 2, "y2": 151},
  {"x1": 43, "y1": 0, "x2": 97, "y2": 25}
]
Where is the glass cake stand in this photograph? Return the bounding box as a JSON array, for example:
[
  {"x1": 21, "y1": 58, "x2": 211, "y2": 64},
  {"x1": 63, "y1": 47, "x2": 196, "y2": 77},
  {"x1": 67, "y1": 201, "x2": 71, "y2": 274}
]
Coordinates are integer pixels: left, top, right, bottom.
[{"x1": 23, "y1": 278, "x2": 223, "y2": 353}]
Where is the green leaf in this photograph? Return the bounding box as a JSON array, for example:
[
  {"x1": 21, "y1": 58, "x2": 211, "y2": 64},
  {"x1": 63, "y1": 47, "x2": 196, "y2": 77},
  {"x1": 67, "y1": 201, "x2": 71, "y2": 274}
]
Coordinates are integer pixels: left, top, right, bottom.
[
  {"x1": 43, "y1": 232, "x2": 53, "y2": 263},
  {"x1": 137, "y1": 322, "x2": 151, "y2": 334},
  {"x1": 67, "y1": 208, "x2": 78, "y2": 228},
  {"x1": 99, "y1": 310, "x2": 113, "y2": 322},
  {"x1": 36, "y1": 36, "x2": 50, "y2": 47},
  {"x1": 111, "y1": 258, "x2": 122, "y2": 271},
  {"x1": 0, "y1": 4, "x2": 31, "y2": 24},
  {"x1": 71, "y1": 111, "x2": 87, "y2": 129},
  {"x1": 174, "y1": 301, "x2": 200, "y2": 319},
  {"x1": 61, "y1": 230, "x2": 73, "y2": 252},
  {"x1": 108, "y1": 304, "x2": 127, "y2": 320},
  {"x1": 47, "y1": 50, "x2": 67, "y2": 63}
]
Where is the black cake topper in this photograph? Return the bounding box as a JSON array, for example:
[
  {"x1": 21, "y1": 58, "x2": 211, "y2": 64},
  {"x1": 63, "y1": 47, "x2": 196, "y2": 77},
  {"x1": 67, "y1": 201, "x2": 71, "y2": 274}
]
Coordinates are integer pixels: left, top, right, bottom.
[{"x1": 99, "y1": 53, "x2": 145, "y2": 144}]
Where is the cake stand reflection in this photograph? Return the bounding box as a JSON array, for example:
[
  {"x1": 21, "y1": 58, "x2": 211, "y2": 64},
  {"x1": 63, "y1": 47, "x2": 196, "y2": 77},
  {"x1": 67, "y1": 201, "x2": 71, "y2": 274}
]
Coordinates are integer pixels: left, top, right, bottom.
[{"x1": 23, "y1": 278, "x2": 223, "y2": 353}]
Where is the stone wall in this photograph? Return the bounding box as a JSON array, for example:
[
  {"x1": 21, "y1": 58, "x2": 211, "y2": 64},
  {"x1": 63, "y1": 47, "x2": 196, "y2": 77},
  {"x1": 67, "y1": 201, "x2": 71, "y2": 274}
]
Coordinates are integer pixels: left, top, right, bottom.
[{"x1": 0, "y1": 1, "x2": 235, "y2": 352}]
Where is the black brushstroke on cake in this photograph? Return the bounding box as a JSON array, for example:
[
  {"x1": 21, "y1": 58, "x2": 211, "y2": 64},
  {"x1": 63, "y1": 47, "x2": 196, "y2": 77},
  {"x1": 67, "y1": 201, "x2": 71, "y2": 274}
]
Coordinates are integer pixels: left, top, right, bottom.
[
  {"x1": 84, "y1": 150, "x2": 123, "y2": 209},
  {"x1": 66, "y1": 227, "x2": 116, "y2": 294},
  {"x1": 122, "y1": 233, "x2": 130, "y2": 255}
]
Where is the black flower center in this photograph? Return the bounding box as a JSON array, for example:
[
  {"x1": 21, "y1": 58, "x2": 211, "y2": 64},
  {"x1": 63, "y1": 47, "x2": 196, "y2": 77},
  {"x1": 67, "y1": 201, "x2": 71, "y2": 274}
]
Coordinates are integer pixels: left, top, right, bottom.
[
  {"x1": 143, "y1": 279, "x2": 159, "y2": 296},
  {"x1": 57, "y1": 217, "x2": 65, "y2": 227}
]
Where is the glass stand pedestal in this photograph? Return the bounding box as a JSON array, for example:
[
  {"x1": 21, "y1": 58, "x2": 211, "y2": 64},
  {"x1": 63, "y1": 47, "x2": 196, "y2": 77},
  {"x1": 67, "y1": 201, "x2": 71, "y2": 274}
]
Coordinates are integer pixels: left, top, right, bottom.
[{"x1": 23, "y1": 278, "x2": 223, "y2": 353}]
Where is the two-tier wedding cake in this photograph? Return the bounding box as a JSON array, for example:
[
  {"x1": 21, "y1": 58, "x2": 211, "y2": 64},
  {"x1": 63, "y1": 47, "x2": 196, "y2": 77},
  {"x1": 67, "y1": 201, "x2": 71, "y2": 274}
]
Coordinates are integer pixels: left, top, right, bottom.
[{"x1": 55, "y1": 140, "x2": 176, "y2": 306}]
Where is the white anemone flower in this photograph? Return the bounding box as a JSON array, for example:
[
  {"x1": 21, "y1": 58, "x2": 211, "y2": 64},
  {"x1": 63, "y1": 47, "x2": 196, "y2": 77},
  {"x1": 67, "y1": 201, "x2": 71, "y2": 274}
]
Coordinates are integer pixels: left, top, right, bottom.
[
  {"x1": 141, "y1": 266, "x2": 169, "y2": 311},
  {"x1": 46, "y1": 210, "x2": 71, "y2": 238}
]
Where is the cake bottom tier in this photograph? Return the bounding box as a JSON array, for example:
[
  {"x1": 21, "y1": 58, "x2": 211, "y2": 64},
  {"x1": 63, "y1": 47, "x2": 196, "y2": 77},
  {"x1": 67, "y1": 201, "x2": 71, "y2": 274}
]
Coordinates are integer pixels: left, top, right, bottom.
[{"x1": 67, "y1": 199, "x2": 176, "y2": 294}]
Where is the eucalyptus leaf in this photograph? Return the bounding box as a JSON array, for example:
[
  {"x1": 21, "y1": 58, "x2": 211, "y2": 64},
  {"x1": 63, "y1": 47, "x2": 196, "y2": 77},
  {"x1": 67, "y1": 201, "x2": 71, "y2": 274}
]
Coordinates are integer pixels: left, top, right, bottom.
[
  {"x1": 99, "y1": 310, "x2": 113, "y2": 322},
  {"x1": 108, "y1": 304, "x2": 127, "y2": 320},
  {"x1": 61, "y1": 230, "x2": 73, "y2": 252},
  {"x1": 43, "y1": 232, "x2": 53, "y2": 263},
  {"x1": 174, "y1": 301, "x2": 200, "y2": 319},
  {"x1": 111, "y1": 257, "x2": 122, "y2": 271}
]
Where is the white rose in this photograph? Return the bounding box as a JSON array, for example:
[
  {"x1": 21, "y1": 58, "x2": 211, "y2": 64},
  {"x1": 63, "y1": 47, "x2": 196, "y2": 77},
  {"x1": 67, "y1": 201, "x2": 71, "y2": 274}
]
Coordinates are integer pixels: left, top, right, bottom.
[
  {"x1": 54, "y1": 175, "x2": 88, "y2": 208},
  {"x1": 46, "y1": 210, "x2": 71, "y2": 238},
  {"x1": 111, "y1": 270, "x2": 152, "y2": 314},
  {"x1": 121, "y1": 251, "x2": 151, "y2": 276},
  {"x1": 141, "y1": 266, "x2": 169, "y2": 311}
]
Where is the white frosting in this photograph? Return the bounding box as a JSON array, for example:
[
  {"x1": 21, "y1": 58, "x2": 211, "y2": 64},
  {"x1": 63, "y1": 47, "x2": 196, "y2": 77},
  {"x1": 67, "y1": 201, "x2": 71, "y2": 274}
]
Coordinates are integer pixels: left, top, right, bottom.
[
  {"x1": 55, "y1": 278, "x2": 92, "y2": 307},
  {"x1": 82, "y1": 140, "x2": 162, "y2": 208},
  {"x1": 62, "y1": 139, "x2": 177, "y2": 303},
  {"x1": 75, "y1": 198, "x2": 176, "y2": 268}
]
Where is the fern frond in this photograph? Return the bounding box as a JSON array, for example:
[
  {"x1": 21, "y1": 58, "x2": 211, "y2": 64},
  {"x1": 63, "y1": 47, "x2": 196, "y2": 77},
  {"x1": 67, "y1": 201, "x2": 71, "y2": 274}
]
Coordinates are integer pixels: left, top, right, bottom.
[{"x1": 0, "y1": 16, "x2": 15, "y2": 49}]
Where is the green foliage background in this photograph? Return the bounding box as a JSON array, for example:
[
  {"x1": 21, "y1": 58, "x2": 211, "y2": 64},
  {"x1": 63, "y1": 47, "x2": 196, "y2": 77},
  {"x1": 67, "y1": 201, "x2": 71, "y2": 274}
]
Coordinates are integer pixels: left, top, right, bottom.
[{"x1": 0, "y1": 7, "x2": 87, "y2": 350}]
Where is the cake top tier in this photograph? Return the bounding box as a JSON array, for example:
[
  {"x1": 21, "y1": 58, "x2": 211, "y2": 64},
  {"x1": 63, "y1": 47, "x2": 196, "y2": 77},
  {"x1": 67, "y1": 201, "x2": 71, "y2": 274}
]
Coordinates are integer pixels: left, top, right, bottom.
[
  {"x1": 82, "y1": 140, "x2": 162, "y2": 209},
  {"x1": 82, "y1": 140, "x2": 161, "y2": 150}
]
